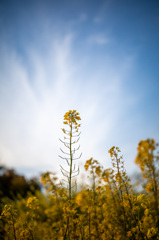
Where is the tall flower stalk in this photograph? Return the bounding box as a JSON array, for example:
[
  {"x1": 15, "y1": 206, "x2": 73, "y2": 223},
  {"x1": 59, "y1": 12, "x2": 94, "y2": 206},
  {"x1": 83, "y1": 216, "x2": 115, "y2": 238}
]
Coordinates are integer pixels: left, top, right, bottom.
[{"x1": 59, "y1": 110, "x2": 81, "y2": 198}]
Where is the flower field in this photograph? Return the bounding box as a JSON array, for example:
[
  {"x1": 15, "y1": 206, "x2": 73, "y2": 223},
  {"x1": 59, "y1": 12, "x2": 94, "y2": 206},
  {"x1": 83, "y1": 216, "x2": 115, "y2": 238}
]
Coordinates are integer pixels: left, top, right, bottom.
[{"x1": 0, "y1": 111, "x2": 159, "y2": 239}]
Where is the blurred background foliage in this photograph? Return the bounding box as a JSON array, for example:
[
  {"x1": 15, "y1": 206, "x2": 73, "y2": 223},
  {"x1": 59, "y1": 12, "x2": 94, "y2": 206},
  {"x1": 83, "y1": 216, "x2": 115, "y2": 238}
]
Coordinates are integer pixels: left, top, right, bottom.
[{"x1": 0, "y1": 166, "x2": 41, "y2": 200}]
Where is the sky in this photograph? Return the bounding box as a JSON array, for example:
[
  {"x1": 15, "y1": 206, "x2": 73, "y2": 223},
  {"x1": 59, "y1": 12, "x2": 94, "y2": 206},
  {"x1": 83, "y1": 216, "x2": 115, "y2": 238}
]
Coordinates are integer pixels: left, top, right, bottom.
[{"x1": 0, "y1": 0, "x2": 159, "y2": 179}]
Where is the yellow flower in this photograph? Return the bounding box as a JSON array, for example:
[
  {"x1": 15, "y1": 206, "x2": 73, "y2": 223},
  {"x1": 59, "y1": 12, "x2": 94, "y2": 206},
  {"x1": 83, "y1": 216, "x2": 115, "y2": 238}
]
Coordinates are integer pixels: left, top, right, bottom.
[
  {"x1": 63, "y1": 110, "x2": 81, "y2": 125},
  {"x1": 147, "y1": 227, "x2": 157, "y2": 238}
]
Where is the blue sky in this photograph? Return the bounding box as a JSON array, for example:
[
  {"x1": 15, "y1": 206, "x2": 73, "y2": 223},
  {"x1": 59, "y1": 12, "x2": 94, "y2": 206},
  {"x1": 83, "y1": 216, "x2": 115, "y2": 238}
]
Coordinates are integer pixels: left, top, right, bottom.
[{"x1": 0, "y1": 0, "x2": 159, "y2": 178}]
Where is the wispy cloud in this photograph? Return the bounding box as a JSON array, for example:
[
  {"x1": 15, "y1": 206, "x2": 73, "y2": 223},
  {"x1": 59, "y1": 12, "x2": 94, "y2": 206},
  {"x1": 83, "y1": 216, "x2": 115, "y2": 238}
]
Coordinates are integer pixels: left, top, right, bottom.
[
  {"x1": 0, "y1": 0, "x2": 158, "y2": 181},
  {"x1": 87, "y1": 34, "x2": 109, "y2": 45},
  {"x1": 0, "y1": 32, "x2": 137, "y2": 178}
]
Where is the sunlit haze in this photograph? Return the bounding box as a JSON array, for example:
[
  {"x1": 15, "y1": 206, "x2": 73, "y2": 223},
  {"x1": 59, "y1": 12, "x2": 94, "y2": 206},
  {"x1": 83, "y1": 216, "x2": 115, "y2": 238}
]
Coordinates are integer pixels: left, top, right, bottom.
[{"x1": 0, "y1": 0, "x2": 159, "y2": 178}]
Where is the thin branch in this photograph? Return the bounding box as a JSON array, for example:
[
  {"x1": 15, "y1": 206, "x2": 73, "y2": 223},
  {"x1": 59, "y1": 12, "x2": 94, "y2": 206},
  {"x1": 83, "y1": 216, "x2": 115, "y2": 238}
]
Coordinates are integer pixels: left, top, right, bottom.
[
  {"x1": 72, "y1": 168, "x2": 79, "y2": 174},
  {"x1": 60, "y1": 183, "x2": 68, "y2": 189},
  {"x1": 60, "y1": 165, "x2": 70, "y2": 174},
  {"x1": 59, "y1": 155, "x2": 71, "y2": 160},
  {"x1": 72, "y1": 153, "x2": 82, "y2": 161},
  {"x1": 59, "y1": 138, "x2": 70, "y2": 145},
  {"x1": 59, "y1": 156, "x2": 71, "y2": 165},
  {"x1": 62, "y1": 179, "x2": 69, "y2": 184},
  {"x1": 61, "y1": 169, "x2": 69, "y2": 178},
  {"x1": 60, "y1": 148, "x2": 70, "y2": 155},
  {"x1": 62, "y1": 128, "x2": 81, "y2": 135},
  {"x1": 73, "y1": 145, "x2": 80, "y2": 152},
  {"x1": 71, "y1": 132, "x2": 81, "y2": 138},
  {"x1": 72, "y1": 137, "x2": 80, "y2": 144},
  {"x1": 71, "y1": 173, "x2": 79, "y2": 178}
]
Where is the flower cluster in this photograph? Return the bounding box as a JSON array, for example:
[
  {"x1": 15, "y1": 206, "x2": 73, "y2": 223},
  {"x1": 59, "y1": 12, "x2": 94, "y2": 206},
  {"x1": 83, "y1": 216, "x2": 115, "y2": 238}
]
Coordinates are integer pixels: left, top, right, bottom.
[{"x1": 63, "y1": 110, "x2": 81, "y2": 128}]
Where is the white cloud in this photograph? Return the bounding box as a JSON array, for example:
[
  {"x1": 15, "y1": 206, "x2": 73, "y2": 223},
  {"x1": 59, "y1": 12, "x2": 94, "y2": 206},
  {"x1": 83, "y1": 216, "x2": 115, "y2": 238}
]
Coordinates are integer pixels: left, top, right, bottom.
[{"x1": 0, "y1": 34, "x2": 137, "y2": 178}]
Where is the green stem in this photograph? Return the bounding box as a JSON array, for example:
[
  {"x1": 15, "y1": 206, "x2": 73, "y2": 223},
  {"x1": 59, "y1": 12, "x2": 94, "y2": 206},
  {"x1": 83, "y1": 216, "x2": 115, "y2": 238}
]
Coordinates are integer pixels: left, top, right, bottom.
[{"x1": 69, "y1": 122, "x2": 73, "y2": 198}]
